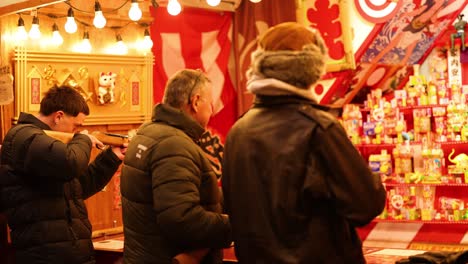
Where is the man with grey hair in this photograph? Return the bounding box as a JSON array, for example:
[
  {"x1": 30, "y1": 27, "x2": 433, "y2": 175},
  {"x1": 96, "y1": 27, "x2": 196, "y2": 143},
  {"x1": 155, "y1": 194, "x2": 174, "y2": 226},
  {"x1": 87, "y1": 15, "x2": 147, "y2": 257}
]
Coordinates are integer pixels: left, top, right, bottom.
[{"x1": 120, "y1": 69, "x2": 232, "y2": 264}]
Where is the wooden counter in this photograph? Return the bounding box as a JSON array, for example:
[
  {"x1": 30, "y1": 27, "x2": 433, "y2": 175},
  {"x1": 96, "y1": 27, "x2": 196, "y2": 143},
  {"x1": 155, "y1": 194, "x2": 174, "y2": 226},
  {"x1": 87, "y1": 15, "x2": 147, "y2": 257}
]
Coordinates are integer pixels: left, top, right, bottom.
[
  {"x1": 92, "y1": 234, "x2": 239, "y2": 264},
  {"x1": 92, "y1": 234, "x2": 431, "y2": 264}
]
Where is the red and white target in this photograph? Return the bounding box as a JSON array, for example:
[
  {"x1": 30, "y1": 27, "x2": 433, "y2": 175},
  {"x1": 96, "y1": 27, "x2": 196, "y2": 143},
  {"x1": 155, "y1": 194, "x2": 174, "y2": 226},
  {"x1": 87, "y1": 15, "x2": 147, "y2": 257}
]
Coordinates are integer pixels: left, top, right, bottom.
[{"x1": 355, "y1": 0, "x2": 403, "y2": 23}]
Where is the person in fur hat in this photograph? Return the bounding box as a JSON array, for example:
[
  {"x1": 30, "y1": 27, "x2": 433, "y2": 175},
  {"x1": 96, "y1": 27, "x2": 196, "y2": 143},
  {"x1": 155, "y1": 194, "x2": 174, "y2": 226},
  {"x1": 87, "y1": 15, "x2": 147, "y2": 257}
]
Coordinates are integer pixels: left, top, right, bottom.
[{"x1": 222, "y1": 22, "x2": 386, "y2": 263}]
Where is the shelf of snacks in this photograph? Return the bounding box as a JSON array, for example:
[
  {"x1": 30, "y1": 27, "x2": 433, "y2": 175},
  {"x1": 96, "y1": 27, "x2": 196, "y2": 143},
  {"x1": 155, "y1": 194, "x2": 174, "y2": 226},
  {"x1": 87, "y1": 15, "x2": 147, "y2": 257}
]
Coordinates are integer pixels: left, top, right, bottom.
[
  {"x1": 375, "y1": 184, "x2": 468, "y2": 222},
  {"x1": 384, "y1": 183, "x2": 468, "y2": 187},
  {"x1": 373, "y1": 219, "x2": 468, "y2": 224},
  {"x1": 341, "y1": 64, "x2": 468, "y2": 225}
]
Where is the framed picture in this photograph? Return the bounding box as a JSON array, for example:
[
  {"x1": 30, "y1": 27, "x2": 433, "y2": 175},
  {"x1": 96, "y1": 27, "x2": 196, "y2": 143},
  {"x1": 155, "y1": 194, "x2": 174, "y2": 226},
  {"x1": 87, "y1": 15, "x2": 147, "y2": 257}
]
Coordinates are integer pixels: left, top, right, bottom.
[{"x1": 297, "y1": 0, "x2": 355, "y2": 72}]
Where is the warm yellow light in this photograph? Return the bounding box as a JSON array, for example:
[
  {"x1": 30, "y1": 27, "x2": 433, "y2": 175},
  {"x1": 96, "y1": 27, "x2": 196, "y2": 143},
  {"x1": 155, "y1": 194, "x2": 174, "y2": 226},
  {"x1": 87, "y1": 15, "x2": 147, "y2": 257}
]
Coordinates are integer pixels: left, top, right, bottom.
[
  {"x1": 128, "y1": 0, "x2": 142, "y2": 21},
  {"x1": 80, "y1": 31, "x2": 92, "y2": 53},
  {"x1": 167, "y1": 0, "x2": 182, "y2": 16},
  {"x1": 94, "y1": 11, "x2": 106, "y2": 28},
  {"x1": 29, "y1": 16, "x2": 41, "y2": 39},
  {"x1": 142, "y1": 28, "x2": 153, "y2": 49},
  {"x1": 115, "y1": 34, "x2": 128, "y2": 55},
  {"x1": 206, "y1": 0, "x2": 221, "y2": 6},
  {"x1": 16, "y1": 16, "x2": 28, "y2": 41},
  {"x1": 93, "y1": 1, "x2": 106, "y2": 28},
  {"x1": 51, "y1": 23, "x2": 63, "y2": 45},
  {"x1": 64, "y1": 8, "x2": 78, "y2": 34},
  {"x1": 250, "y1": 0, "x2": 262, "y2": 3}
]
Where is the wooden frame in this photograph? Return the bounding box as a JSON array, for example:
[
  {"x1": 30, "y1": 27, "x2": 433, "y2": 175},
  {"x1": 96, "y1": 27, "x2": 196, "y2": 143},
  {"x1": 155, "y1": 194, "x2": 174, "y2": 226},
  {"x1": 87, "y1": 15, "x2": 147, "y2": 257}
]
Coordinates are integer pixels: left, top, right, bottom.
[
  {"x1": 0, "y1": 0, "x2": 65, "y2": 17},
  {"x1": 297, "y1": 0, "x2": 355, "y2": 72},
  {"x1": 13, "y1": 48, "x2": 154, "y2": 125}
]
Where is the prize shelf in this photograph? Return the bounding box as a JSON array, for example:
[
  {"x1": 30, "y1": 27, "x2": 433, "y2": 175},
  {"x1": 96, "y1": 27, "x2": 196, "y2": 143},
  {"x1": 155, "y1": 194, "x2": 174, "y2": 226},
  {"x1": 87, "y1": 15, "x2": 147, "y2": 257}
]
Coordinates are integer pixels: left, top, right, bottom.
[
  {"x1": 356, "y1": 140, "x2": 468, "y2": 170},
  {"x1": 384, "y1": 183, "x2": 468, "y2": 187},
  {"x1": 356, "y1": 101, "x2": 468, "y2": 242},
  {"x1": 373, "y1": 219, "x2": 468, "y2": 224},
  {"x1": 357, "y1": 142, "x2": 468, "y2": 225}
]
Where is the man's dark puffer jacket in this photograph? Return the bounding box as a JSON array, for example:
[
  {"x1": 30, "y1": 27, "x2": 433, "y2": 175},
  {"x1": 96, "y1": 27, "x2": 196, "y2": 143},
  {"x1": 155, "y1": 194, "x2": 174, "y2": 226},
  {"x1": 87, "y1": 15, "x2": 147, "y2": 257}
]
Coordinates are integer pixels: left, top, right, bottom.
[
  {"x1": 0, "y1": 112, "x2": 122, "y2": 264},
  {"x1": 121, "y1": 104, "x2": 231, "y2": 264}
]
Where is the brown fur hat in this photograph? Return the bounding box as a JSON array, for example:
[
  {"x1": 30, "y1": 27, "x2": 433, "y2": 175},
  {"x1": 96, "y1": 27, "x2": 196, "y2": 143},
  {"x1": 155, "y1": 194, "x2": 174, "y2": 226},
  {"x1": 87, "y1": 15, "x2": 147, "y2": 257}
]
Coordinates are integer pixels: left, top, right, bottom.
[{"x1": 250, "y1": 22, "x2": 328, "y2": 88}]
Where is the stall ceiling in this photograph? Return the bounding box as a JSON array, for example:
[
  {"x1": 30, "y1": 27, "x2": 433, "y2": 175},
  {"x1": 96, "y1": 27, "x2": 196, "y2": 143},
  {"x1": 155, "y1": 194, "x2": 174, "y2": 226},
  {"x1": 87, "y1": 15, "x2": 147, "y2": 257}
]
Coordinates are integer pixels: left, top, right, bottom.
[
  {"x1": 158, "y1": 0, "x2": 242, "y2": 12},
  {"x1": 0, "y1": 0, "x2": 65, "y2": 16},
  {"x1": 0, "y1": 0, "x2": 28, "y2": 8}
]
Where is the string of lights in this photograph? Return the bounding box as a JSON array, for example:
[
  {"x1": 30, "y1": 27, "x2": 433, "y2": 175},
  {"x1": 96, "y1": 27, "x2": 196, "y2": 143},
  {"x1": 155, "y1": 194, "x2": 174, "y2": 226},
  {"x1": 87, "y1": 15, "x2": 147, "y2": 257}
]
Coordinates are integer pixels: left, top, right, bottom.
[
  {"x1": 13, "y1": 0, "x2": 262, "y2": 53},
  {"x1": 14, "y1": 0, "x2": 153, "y2": 54},
  {"x1": 165, "y1": 0, "x2": 261, "y2": 16}
]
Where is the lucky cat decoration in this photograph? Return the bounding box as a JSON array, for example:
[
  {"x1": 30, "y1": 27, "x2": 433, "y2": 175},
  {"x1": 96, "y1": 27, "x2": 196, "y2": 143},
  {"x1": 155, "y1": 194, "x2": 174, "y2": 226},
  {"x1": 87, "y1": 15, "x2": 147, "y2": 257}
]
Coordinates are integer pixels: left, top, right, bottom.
[{"x1": 97, "y1": 72, "x2": 117, "y2": 105}]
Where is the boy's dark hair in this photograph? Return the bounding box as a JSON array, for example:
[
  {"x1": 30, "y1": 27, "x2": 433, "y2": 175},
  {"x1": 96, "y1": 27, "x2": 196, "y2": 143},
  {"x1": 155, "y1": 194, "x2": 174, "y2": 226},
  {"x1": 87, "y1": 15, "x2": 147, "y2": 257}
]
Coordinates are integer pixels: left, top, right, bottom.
[{"x1": 39, "y1": 85, "x2": 90, "y2": 116}]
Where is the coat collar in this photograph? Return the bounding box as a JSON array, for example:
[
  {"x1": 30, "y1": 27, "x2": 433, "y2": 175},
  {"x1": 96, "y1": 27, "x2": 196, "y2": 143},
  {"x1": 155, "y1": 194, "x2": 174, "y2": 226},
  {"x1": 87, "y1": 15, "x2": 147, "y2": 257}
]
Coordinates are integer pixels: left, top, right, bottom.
[
  {"x1": 254, "y1": 95, "x2": 318, "y2": 107},
  {"x1": 253, "y1": 95, "x2": 342, "y2": 117},
  {"x1": 152, "y1": 103, "x2": 205, "y2": 141},
  {"x1": 17, "y1": 112, "x2": 51, "y2": 130}
]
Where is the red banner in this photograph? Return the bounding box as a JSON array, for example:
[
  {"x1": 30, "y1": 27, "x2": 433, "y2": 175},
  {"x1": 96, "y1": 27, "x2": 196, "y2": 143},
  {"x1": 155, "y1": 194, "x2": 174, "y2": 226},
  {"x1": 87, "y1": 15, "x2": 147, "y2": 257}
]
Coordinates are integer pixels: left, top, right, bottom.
[
  {"x1": 232, "y1": 0, "x2": 297, "y2": 114},
  {"x1": 150, "y1": 7, "x2": 237, "y2": 139}
]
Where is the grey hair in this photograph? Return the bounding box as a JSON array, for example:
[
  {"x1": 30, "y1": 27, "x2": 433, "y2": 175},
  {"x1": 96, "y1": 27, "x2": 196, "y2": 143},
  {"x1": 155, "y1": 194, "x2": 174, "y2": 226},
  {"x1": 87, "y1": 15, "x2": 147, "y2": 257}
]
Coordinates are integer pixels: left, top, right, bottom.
[{"x1": 163, "y1": 69, "x2": 210, "y2": 108}]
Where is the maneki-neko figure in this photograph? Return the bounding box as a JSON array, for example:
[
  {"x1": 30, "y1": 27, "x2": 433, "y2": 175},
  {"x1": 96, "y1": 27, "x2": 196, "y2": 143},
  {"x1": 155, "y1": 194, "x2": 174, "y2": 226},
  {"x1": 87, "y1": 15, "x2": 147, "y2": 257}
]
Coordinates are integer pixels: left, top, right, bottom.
[{"x1": 97, "y1": 72, "x2": 117, "y2": 105}]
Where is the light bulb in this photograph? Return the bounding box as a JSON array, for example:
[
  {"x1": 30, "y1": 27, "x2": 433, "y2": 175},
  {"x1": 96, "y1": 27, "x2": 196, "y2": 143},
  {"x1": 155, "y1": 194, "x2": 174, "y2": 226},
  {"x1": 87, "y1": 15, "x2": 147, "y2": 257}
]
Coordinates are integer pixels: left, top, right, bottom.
[
  {"x1": 115, "y1": 34, "x2": 128, "y2": 55},
  {"x1": 51, "y1": 23, "x2": 63, "y2": 45},
  {"x1": 167, "y1": 0, "x2": 182, "y2": 16},
  {"x1": 93, "y1": 1, "x2": 106, "y2": 28},
  {"x1": 29, "y1": 16, "x2": 41, "y2": 39},
  {"x1": 142, "y1": 28, "x2": 153, "y2": 49},
  {"x1": 206, "y1": 0, "x2": 221, "y2": 6},
  {"x1": 93, "y1": 11, "x2": 106, "y2": 28},
  {"x1": 16, "y1": 17, "x2": 28, "y2": 41},
  {"x1": 249, "y1": 0, "x2": 262, "y2": 2},
  {"x1": 65, "y1": 8, "x2": 77, "y2": 33},
  {"x1": 128, "y1": 0, "x2": 142, "y2": 21},
  {"x1": 81, "y1": 31, "x2": 92, "y2": 53}
]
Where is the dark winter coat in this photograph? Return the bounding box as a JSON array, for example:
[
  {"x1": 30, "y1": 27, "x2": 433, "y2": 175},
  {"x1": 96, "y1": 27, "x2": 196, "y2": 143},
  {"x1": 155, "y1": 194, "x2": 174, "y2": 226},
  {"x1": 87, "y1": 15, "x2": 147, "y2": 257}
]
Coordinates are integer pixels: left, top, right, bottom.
[
  {"x1": 0, "y1": 112, "x2": 122, "y2": 264},
  {"x1": 120, "y1": 103, "x2": 232, "y2": 264},
  {"x1": 222, "y1": 95, "x2": 387, "y2": 264}
]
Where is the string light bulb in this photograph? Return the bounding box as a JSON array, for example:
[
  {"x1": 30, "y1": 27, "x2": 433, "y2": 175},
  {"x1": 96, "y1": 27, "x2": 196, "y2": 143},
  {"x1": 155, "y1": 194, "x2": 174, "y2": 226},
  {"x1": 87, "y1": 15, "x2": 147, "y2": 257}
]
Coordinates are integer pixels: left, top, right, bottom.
[
  {"x1": 167, "y1": 0, "x2": 182, "y2": 16},
  {"x1": 142, "y1": 28, "x2": 153, "y2": 49},
  {"x1": 81, "y1": 31, "x2": 92, "y2": 53},
  {"x1": 28, "y1": 16, "x2": 41, "y2": 39},
  {"x1": 249, "y1": 0, "x2": 262, "y2": 2},
  {"x1": 64, "y1": 8, "x2": 78, "y2": 33},
  {"x1": 115, "y1": 34, "x2": 128, "y2": 55},
  {"x1": 206, "y1": 0, "x2": 221, "y2": 6},
  {"x1": 16, "y1": 16, "x2": 28, "y2": 41},
  {"x1": 93, "y1": 1, "x2": 107, "y2": 29},
  {"x1": 128, "y1": 0, "x2": 142, "y2": 21},
  {"x1": 51, "y1": 23, "x2": 63, "y2": 45}
]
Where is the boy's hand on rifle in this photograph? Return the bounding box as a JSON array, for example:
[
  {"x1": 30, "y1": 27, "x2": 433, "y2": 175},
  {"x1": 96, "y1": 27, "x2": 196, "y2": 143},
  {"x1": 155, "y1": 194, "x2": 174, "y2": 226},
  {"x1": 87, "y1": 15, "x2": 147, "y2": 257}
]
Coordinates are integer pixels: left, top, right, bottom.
[{"x1": 80, "y1": 130, "x2": 105, "y2": 149}]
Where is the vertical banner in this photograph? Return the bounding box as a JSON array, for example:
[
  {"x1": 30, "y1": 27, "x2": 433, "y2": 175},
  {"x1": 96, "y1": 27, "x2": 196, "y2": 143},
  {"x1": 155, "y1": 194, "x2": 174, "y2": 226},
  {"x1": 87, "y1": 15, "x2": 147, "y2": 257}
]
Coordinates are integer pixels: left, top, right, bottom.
[
  {"x1": 150, "y1": 7, "x2": 237, "y2": 140},
  {"x1": 448, "y1": 47, "x2": 462, "y2": 86}
]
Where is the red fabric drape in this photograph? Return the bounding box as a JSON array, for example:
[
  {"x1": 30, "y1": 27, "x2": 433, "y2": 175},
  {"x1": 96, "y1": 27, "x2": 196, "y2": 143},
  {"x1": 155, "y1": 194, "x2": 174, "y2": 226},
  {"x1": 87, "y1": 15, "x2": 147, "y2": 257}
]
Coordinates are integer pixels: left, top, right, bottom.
[
  {"x1": 150, "y1": 7, "x2": 237, "y2": 139},
  {"x1": 232, "y1": 0, "x2": 297, "y2": 116}
]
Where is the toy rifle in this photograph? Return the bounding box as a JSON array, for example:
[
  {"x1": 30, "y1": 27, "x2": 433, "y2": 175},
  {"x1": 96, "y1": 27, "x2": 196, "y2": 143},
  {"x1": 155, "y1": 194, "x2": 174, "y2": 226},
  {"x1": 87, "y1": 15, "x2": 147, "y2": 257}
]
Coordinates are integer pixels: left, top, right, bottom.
[{"x1": 44, "y1": 130, "x2": 129, "y2": 147}]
